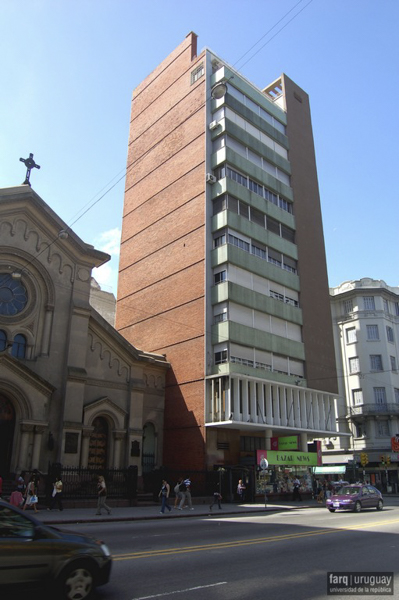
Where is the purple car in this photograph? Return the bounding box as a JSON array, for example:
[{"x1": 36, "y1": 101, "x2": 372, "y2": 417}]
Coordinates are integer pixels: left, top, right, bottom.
[{"x1": 326, "y1": 484, "x2": 383, "y2": 513}]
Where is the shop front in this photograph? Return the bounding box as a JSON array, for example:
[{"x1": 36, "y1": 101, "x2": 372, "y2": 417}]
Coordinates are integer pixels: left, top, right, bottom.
[{"x1": 255, "y1": 449, "x2": 321, "y2": 500}]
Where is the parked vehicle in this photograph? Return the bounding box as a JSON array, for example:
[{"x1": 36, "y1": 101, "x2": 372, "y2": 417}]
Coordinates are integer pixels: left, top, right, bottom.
[
  {"x1": 326, "y1": 484, "x2": 383, "y2": 513},
  {"x1": 0, "y1": 500, "x2": 112, "y2": 599}
]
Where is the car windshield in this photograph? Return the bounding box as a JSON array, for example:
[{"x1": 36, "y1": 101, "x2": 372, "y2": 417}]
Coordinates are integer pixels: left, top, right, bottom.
[{"x1": 340, "y1": 486, "x2": 361, "y2": 496}]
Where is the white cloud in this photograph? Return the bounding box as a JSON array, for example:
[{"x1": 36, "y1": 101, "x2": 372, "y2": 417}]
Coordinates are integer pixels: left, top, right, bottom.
[
  {"x1": 92, "y1": 228, "x2": 121, "y2": 295},
  {"x1": 94, "y1": 227, "x2": 121, "y2": 256}
]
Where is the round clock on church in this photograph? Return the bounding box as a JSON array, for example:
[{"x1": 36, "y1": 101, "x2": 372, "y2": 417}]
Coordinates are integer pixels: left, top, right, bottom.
[{"x1": 0, "y1": 274, "x2": 28, "y2": 316}]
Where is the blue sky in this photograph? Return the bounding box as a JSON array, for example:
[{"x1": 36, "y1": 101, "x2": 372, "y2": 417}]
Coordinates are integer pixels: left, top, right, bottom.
[{"x1": 1, "y1": 0, "x2": 398, "y2": 295}]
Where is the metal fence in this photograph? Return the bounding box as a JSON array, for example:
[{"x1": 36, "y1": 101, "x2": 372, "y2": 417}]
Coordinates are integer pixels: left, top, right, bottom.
[{"x1": 44, "y1": 464, "x2": 138, "y2": 503}]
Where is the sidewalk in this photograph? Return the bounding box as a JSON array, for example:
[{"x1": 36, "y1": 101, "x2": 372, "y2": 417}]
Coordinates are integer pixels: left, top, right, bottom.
[
  {"x1": 27, "y1": 494, "x2": 399, "y2": 526},
  {"x1": 31, "y1": 498, "x2": 330, "y2": 525}
]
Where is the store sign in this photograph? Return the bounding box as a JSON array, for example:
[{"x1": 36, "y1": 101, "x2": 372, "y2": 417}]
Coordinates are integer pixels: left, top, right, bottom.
[
  {"x1": 257, "y1": 449, "x2": 319, "y2": 466},
  {"x1": 391, "y1": 435, "x2": 399, "y2": 452},
  {"x1": 271, "y1": 435, "x2": 299, "y2": 451}
]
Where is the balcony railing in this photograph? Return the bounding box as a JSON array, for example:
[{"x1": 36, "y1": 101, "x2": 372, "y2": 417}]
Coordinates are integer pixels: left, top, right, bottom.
[{"x1": 349, "y1": 404, "x2": 399, "y2": 417}]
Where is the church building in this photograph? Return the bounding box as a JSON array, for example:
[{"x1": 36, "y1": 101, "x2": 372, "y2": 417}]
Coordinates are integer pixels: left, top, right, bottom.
[{"x1": 0, "y1": 185, "x2": 169, "y2": 479}]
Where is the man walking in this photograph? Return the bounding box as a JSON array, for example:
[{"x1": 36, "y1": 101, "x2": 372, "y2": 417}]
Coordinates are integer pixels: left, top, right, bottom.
[{"x1": 179, "y1": 477, "x2": 194, "y2": 510}]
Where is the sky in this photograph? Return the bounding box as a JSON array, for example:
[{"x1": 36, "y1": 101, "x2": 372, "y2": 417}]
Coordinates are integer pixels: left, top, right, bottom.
[{"x1": 1, "y1": 0, "x2": 398, "y2": 296}]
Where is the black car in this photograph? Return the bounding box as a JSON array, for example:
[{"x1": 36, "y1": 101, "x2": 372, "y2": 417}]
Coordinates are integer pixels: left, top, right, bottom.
[{"x1": 0, "y1": 500, "x2": 112, "y2": 599}]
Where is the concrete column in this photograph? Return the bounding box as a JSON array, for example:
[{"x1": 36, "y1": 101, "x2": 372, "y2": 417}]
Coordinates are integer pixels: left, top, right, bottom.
[
  {"x1": 32, "y1": 425, "x2": 46, "y2": 470},
  {"x1": 265, "y1": 384, "x2": 273, "y2": 425},
  {"x1": 300, "y1": 432, "x2": 308, "y2": 452},
  {"x1": 265, "y1": 428, "x2": 273, "y2": 451},
  {"x1": 18, "y1": 423, "x2": 34, "y2": 471},
  {"x1": 113, "y1": 431, "x2": 125, "y2": 468},
  {"x1": 272, "y1": 385, "x2": 280, "y2": 426},
  {"x1": 41, "y1": 308, "x2": 54, "y2": 355},
  {"x1": 280, "y1": 386, "x2": 287, "y2": 426},
  {"x1": 242, "y1": 379, "x2": 249, "y2": 422}
]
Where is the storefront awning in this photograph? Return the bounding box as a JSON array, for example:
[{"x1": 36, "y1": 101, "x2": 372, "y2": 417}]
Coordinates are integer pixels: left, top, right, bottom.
[{"x1": 313, "y1": 466, "x2": 346, "y2": 475}]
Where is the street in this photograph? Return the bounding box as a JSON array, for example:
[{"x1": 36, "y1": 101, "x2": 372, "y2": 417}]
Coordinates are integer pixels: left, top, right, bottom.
[{"x1": 59, "y1": 504, "x2": 399, "y2": 600}]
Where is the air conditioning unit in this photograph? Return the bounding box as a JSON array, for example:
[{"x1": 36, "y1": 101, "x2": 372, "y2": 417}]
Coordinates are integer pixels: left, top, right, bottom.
[
  {"x1": 206, "y1": 173, "x2": 217, "y2": 184},
  {"x1": 209, "y1": 120, "x2": 219, "y2": 131}
]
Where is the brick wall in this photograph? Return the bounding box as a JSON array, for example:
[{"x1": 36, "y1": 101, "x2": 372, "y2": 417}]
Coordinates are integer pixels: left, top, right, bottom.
[{"x1": 117, "y1": 33, "x2": 208, "y2": 471}]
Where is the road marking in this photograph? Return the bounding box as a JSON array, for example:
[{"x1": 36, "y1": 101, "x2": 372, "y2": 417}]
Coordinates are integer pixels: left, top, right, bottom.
[
  {"x1": 131, "y1": 581, "x2": 227, "y2": 599},
  {"x1": 114, "y1": 516, "x2": 399, "y2": 562}
]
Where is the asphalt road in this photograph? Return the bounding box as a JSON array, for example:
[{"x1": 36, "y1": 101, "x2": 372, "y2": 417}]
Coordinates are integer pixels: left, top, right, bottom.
[{"x1": 65, "y1": 504, "x2": 399, "y2": 600}]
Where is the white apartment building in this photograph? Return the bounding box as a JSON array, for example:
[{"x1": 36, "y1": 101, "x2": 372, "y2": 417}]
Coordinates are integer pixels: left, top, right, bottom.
[{"x1": 329, "y1": 278, "x2": 399, "y2": 491}]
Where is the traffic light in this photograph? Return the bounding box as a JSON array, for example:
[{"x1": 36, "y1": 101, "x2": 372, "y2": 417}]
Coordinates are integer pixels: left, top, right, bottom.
[
  {"x1": 381, "y1": 455, "x2": 385, "y2": 465},
  {"x1": 386, "y1": 455, "x2": 391, "y2": 465},
  {"x1": 360, "y1": 452, "x2": 369, "y2": 467}
]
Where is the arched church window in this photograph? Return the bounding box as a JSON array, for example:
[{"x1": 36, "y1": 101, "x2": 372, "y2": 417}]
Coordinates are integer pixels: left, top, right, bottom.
[
  {"x1": 0, "y1": 330, "x2": 7, "y2": 352},
  {"x1": 12, "y1": 334, "x2": 26, "y2": 359}
]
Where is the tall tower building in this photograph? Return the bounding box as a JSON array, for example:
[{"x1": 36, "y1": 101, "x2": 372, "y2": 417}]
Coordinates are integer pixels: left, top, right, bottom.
[{"x1": 117, "y1": 33, "x2": 340, "y2": 474}]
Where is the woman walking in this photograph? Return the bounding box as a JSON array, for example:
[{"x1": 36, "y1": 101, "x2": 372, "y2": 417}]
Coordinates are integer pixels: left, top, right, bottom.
[
  {"x1": 23, "y1": 475, "x2": 39, "y2": 513},
  {"x1": 95, "y1": 476, "x2": 112, "y2": 515},
  {"x1": 159, "y1": 479, "x2": 172, "y2": 514}
]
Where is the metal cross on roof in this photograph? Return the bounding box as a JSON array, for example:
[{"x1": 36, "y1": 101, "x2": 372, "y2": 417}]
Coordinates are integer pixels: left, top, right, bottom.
[{"x1": 19, "y1": 153, "x2": 41, "y2": 186}]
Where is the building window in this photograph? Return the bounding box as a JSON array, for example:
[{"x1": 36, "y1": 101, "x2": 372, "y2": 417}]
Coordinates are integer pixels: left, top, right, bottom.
[
  {"x1": 214, "y1": 312, "x2": 227, "y2": 324},
  {"x1": 215, "y1": 165, "x2": 293, "y2": 214},
  {"x1": 395, "y1": 389, "x2": 399, "y2": 403},
  {"x1": 370, "y1": 355, "x2": 383, "y2": 371},
  {"x1": 214, "y1": 271, "x2": 227, "y2": 285},
  {"x1": 390, "y1": 356, "x2": 397, "y2": 371},
  {"x1": 366, "y1": 325, "x2": 379, "y2": 340},
  {"x1": 215, "y1": 350, "x2": 228, "y2": 364},
  {"x1": 343, "y1": 299, "x2": 353, "y2": 313},
  {"x1": 0, "y1": 329, "x2": 7, "y2": 352},
  {"x1": 377, "y1": 421, "x2": 389, "y2": 436},
  {"x1": 352, "y1": 389, "x2": 363, "y2": 405},
  {"x1": 11, "y1": 334, "x2": 26, "y2": 359},
  {"x1": 386, "y1": 326, "x2": 394, "y2": 343},
  {"x1": 374, "y1": 387, "x2": 386, "y2": 405},
  {"x1": 214, "y1": 234, "x2": 226, "y2": 248},
  {"x1": 383, "y1": 299, "x2": 389, "y2": 313},
  {"x1": 355, "y1": 423, "x2": 364, "y2": 438},
  {"x1": 363, "y1": 296, "x2": 375, "y2": 310},
  {"x1": 346, "y1": 327, "x2": 357, "y2": 344},
  {"x1": 228, "y1": 233, "x2": 250, "y2": 252},
  {"x1": 0, "y1": 274, "x2": 28, "y2": 316},
  {"x1": 191, "y1": 63, "x2": 204, "y2": 84},
  {"x1": 349, "y1": 357, "x2": 360, "y2": 374},
  {"x1": 395, "y1": 302, "x2": 399, "y2": 316}
]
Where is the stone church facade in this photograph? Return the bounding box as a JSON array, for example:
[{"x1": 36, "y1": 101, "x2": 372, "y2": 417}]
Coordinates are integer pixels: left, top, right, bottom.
[{"x1": 0, "y1": 185, "x2": 169, "y2": 478}]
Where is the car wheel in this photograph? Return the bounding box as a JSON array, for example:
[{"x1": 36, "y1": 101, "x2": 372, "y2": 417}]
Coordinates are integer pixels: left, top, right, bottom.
[
  {"x1": 328, "y1": 508, "x2": 336, "y2": 512},
  {"x1": 353, "y1": 501, "x2": 361, "y2": 513},
  {"x1": 56, "y1": 560, "x2": 97, "y2": 600},
  {"x1": 376, "y1": 500, "x2": 383, "y2": 511}
]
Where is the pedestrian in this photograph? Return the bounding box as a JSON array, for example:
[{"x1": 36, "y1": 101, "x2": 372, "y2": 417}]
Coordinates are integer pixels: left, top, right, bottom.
[
  {"x1": 317, "y1": 481, "x2": 323, "y2": 503},
  {"x1": 292, "y1": 477, "x2": 302, "y2": 501},
  {"x1": 23, "y1": 474, "x2": 39, "y2": 513},
  {"x1": 159, "y1": 479, "x2": 172, "y2": 514},
  {"x1": 48, "y1": 476, "x2": 64, "y2": 511},
  {"x1": 237, "y1": 479, "x2": 246, "y2": 502},
  {"x1": 95, "y1": 475, "x2": 112, "y2": 515},
  {"x1": 179, "y1": 477, "x2": 194, "y2": 510},
  {"x1": 312, "y1": 479, "x2": 318, "y2": 500},
  {"x1": 173, "y1": 478, "x2": 183, "y2": 508},
  {"x1": 209, "y1": 486, "x2": 222, "y2": 511},
  {"x1": 9, "y1": 487, "x2": 24, "y2": 507},
  {"x1": 16, "y1": 472, "x2": 26, "y2": 494}
]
